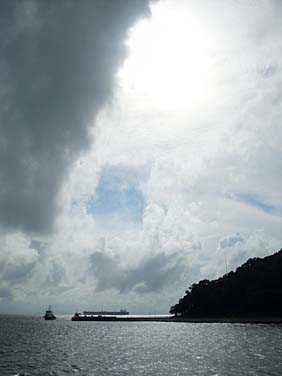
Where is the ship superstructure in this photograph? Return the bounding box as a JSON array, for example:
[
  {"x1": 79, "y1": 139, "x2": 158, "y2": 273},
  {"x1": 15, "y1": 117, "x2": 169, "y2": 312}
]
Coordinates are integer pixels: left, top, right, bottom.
[
  {"x1": 83, "y1": 308, "x2": 129, "y2": 316},
  {"x1": 44, "y1": 305, "x2": 56, "y2": 320}
]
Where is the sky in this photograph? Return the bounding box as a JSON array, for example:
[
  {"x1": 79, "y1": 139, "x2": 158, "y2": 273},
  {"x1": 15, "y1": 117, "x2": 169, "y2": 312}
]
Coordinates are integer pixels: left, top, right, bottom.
[{"x1": 0, "y1": 0, "x2": 282, "y2": 314}]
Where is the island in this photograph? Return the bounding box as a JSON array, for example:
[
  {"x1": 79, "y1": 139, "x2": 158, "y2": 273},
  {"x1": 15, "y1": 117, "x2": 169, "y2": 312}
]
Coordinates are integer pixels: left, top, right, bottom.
[{"x1": 170, "y1": 248, "x2": 282, "y2": 322}]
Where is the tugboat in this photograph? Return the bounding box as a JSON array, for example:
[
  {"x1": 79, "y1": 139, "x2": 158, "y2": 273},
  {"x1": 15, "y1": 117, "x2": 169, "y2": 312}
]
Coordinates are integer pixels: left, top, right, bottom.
[{"x1": 44, "y1": 305, "x2": 56, "y2": 320}]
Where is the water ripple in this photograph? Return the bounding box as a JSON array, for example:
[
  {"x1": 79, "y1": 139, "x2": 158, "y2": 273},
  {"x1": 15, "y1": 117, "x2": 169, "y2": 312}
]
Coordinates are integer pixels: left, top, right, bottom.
[{"x1": 1, "y1": 316, "x2": 282, "y2": 376}]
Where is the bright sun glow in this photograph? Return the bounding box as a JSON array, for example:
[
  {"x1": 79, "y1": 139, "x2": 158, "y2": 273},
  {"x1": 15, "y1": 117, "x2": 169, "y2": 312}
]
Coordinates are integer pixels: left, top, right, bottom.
[{"x1": 118, "y1": 1, "x2": 212, "y2": 111}]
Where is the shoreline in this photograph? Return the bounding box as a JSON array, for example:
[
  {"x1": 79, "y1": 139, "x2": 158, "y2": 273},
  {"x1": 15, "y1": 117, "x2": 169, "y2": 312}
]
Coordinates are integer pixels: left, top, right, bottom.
[
  {"x1": 71, "y1": 315, "x2": 282, "y2": 323},
  {"x1": 169, "y1": 316, "x2": 282, "y2": 324}
]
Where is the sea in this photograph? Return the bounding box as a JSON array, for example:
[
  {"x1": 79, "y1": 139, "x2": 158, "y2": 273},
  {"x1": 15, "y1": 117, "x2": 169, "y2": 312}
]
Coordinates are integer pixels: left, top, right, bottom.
[{"x1": 1, "y1": 315, "x2": 282, "y2": 376}]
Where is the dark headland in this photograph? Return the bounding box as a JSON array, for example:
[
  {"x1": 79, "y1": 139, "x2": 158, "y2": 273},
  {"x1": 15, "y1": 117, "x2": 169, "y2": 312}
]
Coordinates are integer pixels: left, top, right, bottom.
[
  {"x1": 170, "y1": 248, "x2": 282, "y2": 323},
  {"x1": 72, "y1": 249, "x2": 282, "y2": 323}
]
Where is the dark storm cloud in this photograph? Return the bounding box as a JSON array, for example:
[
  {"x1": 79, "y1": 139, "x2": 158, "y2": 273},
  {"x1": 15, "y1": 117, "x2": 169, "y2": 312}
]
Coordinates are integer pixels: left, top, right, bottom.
[
  {"x1": 0, "y1": 0, "x2": 150, "y2": 234},
  {"x1": 89, "y1": 251, "x2": 185, "y2": 293}
]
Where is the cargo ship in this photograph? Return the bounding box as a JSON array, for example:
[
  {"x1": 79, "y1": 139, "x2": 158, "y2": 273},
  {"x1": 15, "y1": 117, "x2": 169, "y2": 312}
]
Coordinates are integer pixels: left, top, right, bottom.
[
  {"x1": 83, "y1": 308, "x2": 129, "y2": 316},
  {"x1": 72, "y1": 308, "x2": 129, "y2": 321}
]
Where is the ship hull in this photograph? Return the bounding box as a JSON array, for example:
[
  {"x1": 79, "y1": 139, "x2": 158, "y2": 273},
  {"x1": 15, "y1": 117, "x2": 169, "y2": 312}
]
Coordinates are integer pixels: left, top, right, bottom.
[
  {"x1": 44, "y1": 305, "x2": 56, "y2": 320},
  {"x1": 71, "y1": 316, "x2": 171, "y2": 322},
  {"x1": 83, "y1": 311, "x2": 129, "y2": 316}
]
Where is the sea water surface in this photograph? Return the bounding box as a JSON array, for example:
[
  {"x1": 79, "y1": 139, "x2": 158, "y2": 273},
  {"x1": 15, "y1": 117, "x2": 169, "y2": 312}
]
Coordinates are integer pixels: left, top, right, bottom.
[{"x1": 0, "y1": 315, "x2": 282, "y2": 376}]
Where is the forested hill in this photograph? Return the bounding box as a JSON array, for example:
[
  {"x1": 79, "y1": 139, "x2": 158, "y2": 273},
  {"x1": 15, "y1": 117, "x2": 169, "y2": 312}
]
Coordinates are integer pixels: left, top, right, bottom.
[{"x1": 170, "y1": 249, "x2": 282, "y2": 317}]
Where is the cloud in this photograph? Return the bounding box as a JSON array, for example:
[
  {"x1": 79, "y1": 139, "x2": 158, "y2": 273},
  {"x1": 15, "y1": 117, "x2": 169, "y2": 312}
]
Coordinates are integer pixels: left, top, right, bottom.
[
  {"x1": 0, "y1": 232, "x2": 39, "y2": 300},
  {"x1": 215, "y1": 230, "x2": 281, "y2": 276},
  {"x1": 0, "y1": 0, "x2": 150, "y2": 234},
  {"x1": 46, "y1": 260, "x2": 66, "y2": 286},
  {"x1": 219, "y1": 232, "x2": 244, "y2": 249},
  {"x1": 1, "y1": 0, "x2": 282, "y2": 314},
  {"x1": 228, "y1": 192, "x2": 281, "y2": 216},
  {"x1": 0, "y1": 286, "x2": 13, "y2": 301},
  {"x1": 89, "y1": 249, "x2": 186, "y2": 294}
]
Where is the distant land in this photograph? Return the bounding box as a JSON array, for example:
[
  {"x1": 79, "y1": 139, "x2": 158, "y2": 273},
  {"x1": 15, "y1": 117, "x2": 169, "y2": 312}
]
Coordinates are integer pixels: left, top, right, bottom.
[
  {"x1": 170, "y1": 249, "x2": 282, "y2": 318},
  {"x1": 70, "y1": 249, "x2": 282, "y2": 324}
]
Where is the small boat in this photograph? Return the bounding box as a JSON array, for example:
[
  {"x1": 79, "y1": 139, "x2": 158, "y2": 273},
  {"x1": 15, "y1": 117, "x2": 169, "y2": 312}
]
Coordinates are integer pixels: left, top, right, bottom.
[{"x1": 44, "y1": 305, "x2": 56, "y2": 320}]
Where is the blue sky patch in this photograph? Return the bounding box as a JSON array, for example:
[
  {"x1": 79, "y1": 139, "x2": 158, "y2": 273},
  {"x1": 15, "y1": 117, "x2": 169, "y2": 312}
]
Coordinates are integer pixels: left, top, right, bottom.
[
  {"x1": 87, "y1": 167, "x2": 144, "y2": 223},
  {"x1": 229, "y1": 192, "x2": 277, "y2": 215}
]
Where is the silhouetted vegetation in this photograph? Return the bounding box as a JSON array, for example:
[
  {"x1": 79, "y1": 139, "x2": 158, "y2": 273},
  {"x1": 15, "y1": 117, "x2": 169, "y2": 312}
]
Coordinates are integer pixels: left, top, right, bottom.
[{"x1": 170, "y1": 249, "x2": 282, "y2": 317}]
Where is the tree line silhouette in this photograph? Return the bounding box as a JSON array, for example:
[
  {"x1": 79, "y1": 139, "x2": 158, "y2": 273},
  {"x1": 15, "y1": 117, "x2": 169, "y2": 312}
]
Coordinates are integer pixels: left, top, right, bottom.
[{"x1": 170, "y1": 249, "x2": 282, "y2": 317}]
